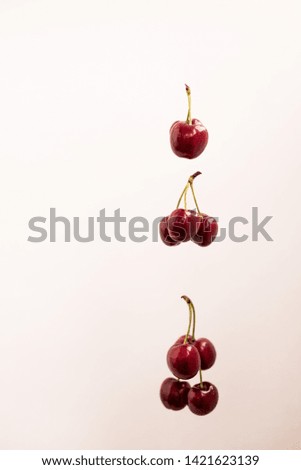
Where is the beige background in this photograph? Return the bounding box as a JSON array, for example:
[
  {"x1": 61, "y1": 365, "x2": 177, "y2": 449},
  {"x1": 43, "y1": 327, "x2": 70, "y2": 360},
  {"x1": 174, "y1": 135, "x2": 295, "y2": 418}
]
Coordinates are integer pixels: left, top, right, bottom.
[{"x1": 0, "y1": 0, "x2": 301, "y2": 450}]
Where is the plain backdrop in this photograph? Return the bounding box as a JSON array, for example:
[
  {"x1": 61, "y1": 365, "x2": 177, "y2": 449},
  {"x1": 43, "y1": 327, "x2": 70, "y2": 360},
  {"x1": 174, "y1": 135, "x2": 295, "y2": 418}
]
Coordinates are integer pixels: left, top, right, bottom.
[{"x1": 0, "y1": 0, "x2": 301, "y2": 450}]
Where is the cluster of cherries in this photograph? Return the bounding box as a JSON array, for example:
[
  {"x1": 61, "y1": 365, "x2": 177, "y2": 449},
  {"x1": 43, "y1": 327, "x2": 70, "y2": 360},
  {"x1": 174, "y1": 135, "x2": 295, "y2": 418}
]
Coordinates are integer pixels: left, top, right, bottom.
[
  {"x1": 159, "y1": 171, "x2": 218, "y2": 247},
  {"x1": 160, "y1": 296, "x2": 218, "y2": 416},
  {"x1": 159, "y1": 87, "x2": 219, "y2": 416}
]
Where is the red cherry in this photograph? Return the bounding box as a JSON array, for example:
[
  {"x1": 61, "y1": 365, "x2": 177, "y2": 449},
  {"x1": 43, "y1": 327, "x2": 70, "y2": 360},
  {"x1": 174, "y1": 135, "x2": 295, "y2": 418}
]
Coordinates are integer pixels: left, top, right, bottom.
[
  {"x1": 194, "y1": 338, "x2": 216, "y2": 370},
  {"x1": 167, "y1": 343, "x2": 200, "y2": 380},
  {"x1": 170, "y1": 119, "x2": 208, "y2": 160},
  {"x1": 192, "y1": 214, "x2": 218, "y2": 247},
  {"x1": 159, "y1": 216, "x2": 180, "y2": 246},
  {"x1": 170, "y1": 85, "x2": 208, "y2": 160},
  {"x1": 174, "y1": 334, "x2": 194, "y2": 345},
  {"x1": 175, "y1": 336, "x2": 216, "y2": 370},
  {"x1": 167, "y1": 209, "x2": 198, "y2": 243},
  {"x1": 160, "y1": 378, "x2": 190, "y2": 411},
  {"x1": 187, "y1": 381, "x2": 219, "y2": 416}
]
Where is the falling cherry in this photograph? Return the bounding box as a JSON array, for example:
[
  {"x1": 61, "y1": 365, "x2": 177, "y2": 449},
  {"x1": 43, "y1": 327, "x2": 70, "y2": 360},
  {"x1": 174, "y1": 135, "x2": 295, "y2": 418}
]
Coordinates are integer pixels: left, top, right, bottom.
[{"x1": 170, "y1": 85, "x2": 209, "y2": 159}]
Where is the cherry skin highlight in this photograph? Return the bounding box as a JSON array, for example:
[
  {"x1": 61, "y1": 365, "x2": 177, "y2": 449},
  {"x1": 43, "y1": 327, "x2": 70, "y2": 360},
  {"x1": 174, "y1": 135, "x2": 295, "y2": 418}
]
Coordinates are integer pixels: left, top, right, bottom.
[
  {"x1": 187, "y1": 381, "x2": 219, "y2": 416},
  {"x1": 167, "y1": 343, "x2": 200, "y2": 380},
  {"x1": 159, "y1": 216, "x2": 181, "y2": 246},
  {"x1": 167, "y1": 209, "x2": 198, "y2": 243},
  {"x1": 160, "y1": 378, "x2": 191, "y2": 411},
  {"x1": 170, "y1": 119, "x2": 209, "y2": 160},
  {"x1": 192, "y1": 215, "x2": 218, "y2": 247},
  {"x1": 194, "y1": 338, "x2": 216, "y2": 370}
]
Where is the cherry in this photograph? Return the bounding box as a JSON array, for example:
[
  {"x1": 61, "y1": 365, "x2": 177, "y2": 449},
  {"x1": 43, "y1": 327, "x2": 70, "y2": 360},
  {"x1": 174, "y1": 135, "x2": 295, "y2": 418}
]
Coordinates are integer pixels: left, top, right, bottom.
[
  {"x1": 159, "y1": 216, "x2": 180, "y2": 246},
  {"x1": 167, "y1": 343, "x2": 200, "y2": 380},
  {"x1": 160, "y1": 296, "x2": 219, "y2": 415},
  {"x1": 160, "y1": 378, "x2": 190, "y2": 411},
  {"x1": 187, "y1": 381, "x2": 219, "y2": 416},
  {"x1": 175, "y1": 337, "x2": 216, "y2": 369},
  {"x1": 177, "y1": 296, "x2": 216, "y2": 370},
  {"x1": 174, "y1": 334, "x2": 194, "y2": 345},
  {"x1": 194, "y1": 338, "x2": 216, "y2": 370},
  {"x1": 170, "y1": 85, "x2": 208, "y2": 160},
  {"x1": 167, "y1": 208, "x2": 198, "y2": 242},
  {"x1": 192, "y1": 215, "x2": 218, "y2": 247},
  {"x1": 167, "y1": 296, "x2": 200, "y2": 380},
  {"x1": 175, "y1": 336, "x2": 216, "y2": 370},
  {"x1": 159, "y1": 171, "x2": 218, "y2": 249}
]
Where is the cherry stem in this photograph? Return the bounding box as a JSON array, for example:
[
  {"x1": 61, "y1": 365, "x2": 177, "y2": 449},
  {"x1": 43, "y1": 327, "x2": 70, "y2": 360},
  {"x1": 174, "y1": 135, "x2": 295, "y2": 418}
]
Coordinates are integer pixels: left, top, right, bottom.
[
  {"x1": 181, "y1": 295, "x2": 196, "y2": 342},
  {"x1": 190, "y1": 301, "x2": 196, "y2": 340},
  {"x1": 182, "y1": 298, "x2": 192, "y2": 345},
  {"x1": 189, "y1": 178, "x2": 202, "y2": 217},
  {"x1": 176, "y1": 172, "x2": 202, "y2": 210},
  {"x1": 199, "y1": 367, "x2": 204, "y2": 389},
  {"x1": 184, "y1": 184, "x2": 188, "y2": 210},
  {"x1": 185, "y1": 84, "x2": 192, "y2": 125},
  {"x1": 188, "y1": 171, "x2": 202, "y2": 183},
  {"x1": 176, "y1": 182, "x2": 190, "y2": 209}
]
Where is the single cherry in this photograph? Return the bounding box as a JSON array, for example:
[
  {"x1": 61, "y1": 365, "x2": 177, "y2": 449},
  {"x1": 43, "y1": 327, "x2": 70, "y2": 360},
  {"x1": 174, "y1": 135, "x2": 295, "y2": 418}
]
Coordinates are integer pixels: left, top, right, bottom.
[
  {"x1": 192, "y1": 215, "x2": 218, "y2": 247},
  {"x1": 160, "y1": 378, "x2": 190, "y2": 411},
  {"x1": 194, "y1": 338, "x2": 216, "y2": 370},
  {"x1": 167, "y1": 208, "x2": 198, "y2": 242},
  {"x1": 170, "y1": 85, "x2": 208, "y2": 159},
  {"x1": 159, "y1": 216, "x2": 180, "y2": 246},
  {"x1": 167, "y1": 343, "x2": 200, "y2": 380},
  {"x1": 187, "y1": 381, "x2": 219, "y2": 416}
]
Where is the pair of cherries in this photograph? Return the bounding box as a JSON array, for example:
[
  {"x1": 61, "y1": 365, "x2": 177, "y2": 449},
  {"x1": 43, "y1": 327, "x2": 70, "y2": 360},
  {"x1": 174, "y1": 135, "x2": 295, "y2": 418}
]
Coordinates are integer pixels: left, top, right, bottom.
[
  {"x1": 159, "y1": 172, "x2": 218, "y2": 247},
  {"x1": 160, "y1": 296, "x2": 218, "y2": 416}
]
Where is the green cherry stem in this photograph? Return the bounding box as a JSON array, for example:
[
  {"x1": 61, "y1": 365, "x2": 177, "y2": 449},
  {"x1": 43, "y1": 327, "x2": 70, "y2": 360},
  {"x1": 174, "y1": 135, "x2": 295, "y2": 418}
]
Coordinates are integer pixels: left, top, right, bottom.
[
  {"x1": 199, "y1": 367, "x2": 204, "y2": 389},
  {"x1": 176, "y1": 182, "x2": 190, "y2": 209},
  {"x1": 190, "y1": 299, "x2": 196, "y2": 340},
  {"x1": 184, "y1": 184, "x2": 188, "y2": 209},
  {"x1": 181, "y1": 295, "x2": 197, "y2": 342},
  {"x1": 181, "y1": 295, "x2": 193, "y2": 344},
  {"x1": 176, "y1": 172, "x2": 202, "y2": 210},
  {"x1": 185, "y1": 84, "x2": 192, "y2": 125},
  {"x1": 189, "y1": 174, "x2": 203, "y2": 217}
]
